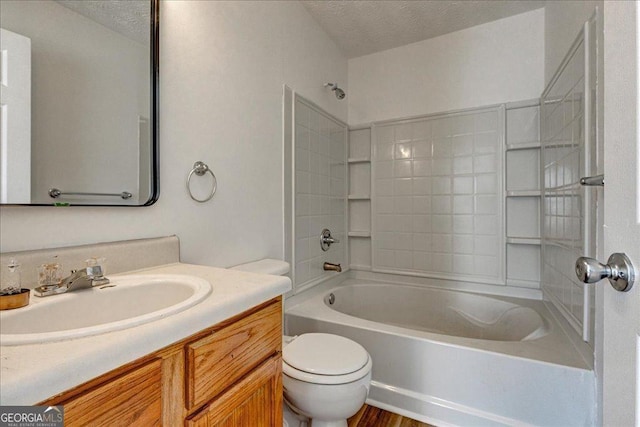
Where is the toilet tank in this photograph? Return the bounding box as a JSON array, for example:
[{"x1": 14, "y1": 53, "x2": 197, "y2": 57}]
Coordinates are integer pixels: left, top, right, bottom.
[{"x1": 230, "y1": 259, "x2": 290, "y2": 276}]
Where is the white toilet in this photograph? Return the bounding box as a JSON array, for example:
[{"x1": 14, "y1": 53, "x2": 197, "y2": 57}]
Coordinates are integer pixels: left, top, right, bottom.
[
  {"x1": 231, "y1": 259, "x2": 372, "y2": 427},
  {"x1": 282, "y1": 332, "x2": 372, "y2": 427}
]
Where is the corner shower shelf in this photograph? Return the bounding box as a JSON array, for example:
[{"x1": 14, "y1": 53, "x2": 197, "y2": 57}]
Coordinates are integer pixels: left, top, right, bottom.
[
  {"x1": 506, "y1": 142, "x2": 541, "y2": 151},
  {"x1": 348, "y1": 195, "x2": 370, "y2": 200},
  {"x1": 506, "y1": 190, "x2": 541, "y2": 197},
  {"x1": 350, "y1": 264, "x2": 372, "y2": 271},
  {"x1": 348, "y1": 157, "x2": 371, "y2": 163},
  {"x1": 506, "y1": 237, "x2": 541, "y2": 245},
  {"x1": 506, "y1": 278, "x2": 540, "y2": 289},
  {"x1": 348, "y1": 231, "x2": 371, "y2": 237}
]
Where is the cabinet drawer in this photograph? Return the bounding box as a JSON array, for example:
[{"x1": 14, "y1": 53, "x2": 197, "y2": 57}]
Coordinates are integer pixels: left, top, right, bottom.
[
  {"x1": 185, "y1": 300, "x2": 281, "y2": 410},
  {"x1": 185, "y1": 355, "x2": 283, "y2": 427},
  {"x1": 61, "y1": 359, "x2": 162, "y2": 427}
]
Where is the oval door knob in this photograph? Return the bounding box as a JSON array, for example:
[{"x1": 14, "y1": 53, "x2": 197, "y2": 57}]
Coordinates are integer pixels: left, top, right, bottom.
[
  {"x1": 575, "y1": 258, "x2": 611, "y2": 283},
  {"x1": 575, "y1": 253, "x2": 635, "y2": 292}
]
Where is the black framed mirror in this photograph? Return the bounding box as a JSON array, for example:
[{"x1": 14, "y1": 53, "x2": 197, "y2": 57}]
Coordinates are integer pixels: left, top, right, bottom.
[{"x1": 0, "y1": 0, "x2": 159, "y2": 206}]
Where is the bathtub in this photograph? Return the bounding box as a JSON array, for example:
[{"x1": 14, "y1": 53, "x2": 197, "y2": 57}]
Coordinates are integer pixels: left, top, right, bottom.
[{"x1": 285, "y1": 279, "x2": 595, "y2": 427}]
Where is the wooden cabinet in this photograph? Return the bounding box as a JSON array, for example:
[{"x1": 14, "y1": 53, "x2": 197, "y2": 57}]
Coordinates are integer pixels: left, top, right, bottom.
[
  {"x1": 60, "y1": 359, "x2": 162, "y2": 427},
  {"x1": 185, "y1": 355, "x2": 283, "y2": 427},
  {"x1": 41, "y1": 297, "x2": 283, "y2": 427},
  {"x1": 185, "y1": 300, "x2": 281, "y2": 410}
]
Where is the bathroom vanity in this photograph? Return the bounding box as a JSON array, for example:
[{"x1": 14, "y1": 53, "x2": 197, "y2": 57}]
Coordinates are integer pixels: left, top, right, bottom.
[
  {"x1": 41, "y1": 297, "x2": 283, "y2": 426},
  {"x1": 0, "y1": 239, "x2": 291, "y2": 426}
]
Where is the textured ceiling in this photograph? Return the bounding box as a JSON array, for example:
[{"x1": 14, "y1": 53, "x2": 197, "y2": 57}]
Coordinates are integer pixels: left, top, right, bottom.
[
  {"x1": 301, "y1": 0, "x2": 546, "y2": 58},
  {"x1": 55, "y1": 0, "x2": 150, "y2": 44}
]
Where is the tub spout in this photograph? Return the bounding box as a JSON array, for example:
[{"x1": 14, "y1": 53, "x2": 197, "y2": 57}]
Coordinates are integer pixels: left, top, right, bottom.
[{"x1": 323, "y1": 262, "x2": 342, "y2": 272}]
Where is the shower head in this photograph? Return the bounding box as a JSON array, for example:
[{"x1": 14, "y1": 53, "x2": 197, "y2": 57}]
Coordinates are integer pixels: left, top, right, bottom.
[{"x1": 325, "y1": 83, "x2": 346, "y2": 100}]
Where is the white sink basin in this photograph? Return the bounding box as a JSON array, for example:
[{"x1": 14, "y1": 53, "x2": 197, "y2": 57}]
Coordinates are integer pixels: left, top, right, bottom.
[{"x1": 0, "y1": 274, "x2": 212, "y2": 346}]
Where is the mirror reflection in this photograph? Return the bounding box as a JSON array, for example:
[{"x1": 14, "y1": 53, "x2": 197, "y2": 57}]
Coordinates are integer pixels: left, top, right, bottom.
[{"x1": 0, "y1": 0, "x2": 157, "y2": 206}]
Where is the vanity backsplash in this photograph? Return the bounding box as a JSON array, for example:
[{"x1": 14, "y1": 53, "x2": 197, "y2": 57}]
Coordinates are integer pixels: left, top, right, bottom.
[{"x1": 0, "y1": 236, "x2": 180, "y2": 290}]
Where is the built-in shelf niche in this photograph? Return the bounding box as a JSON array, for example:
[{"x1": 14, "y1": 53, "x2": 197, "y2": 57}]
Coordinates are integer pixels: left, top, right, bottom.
[
  {"x1": 507, "y1": 197, "x2": 540, "y2": 239},
  {"x1": 347, "y1": 127, "x2": 372, "y2": 271},
  {"x1": 506, "y1": 149, "x2": 540, "y2": 192},
  {"x1": 349, "y1": 199, "x2": 370, "y2": 235},
  {"x1": 349, "y1": 162, "x2": 371, "y2": 197},
  {"x1": 346, "y1": 100, "x2": 543, "y2": 287},
  {"x1": 505, "y1": 101, "x2": 542, "y2": 289},
  {"x1": 348, "y1": 157, "x2": 371, "y2": 163}
]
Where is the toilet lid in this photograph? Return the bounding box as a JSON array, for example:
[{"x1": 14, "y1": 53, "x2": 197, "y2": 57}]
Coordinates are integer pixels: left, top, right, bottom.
[{"x1": 283, "y1": 333, "x2": 369, "y2": 376}]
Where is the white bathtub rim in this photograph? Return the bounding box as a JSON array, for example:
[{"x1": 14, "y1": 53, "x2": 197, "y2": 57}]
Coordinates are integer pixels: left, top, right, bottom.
[
  {"x1": 289, "y1": 304, "x2": 591, "y2": 373},
  {"x1": 367, "y1": 380, "x2": 537, "y2": 427},
  {"x1": 286, "y1": 284, "x2": 592, "y2": 371},
  {"x1": 325, "y1": 282, "x2": 551, "y2": 342},
  {"x1": 347, "y1": 270, "x2": 543, "y2": 300},
  {"x1": 285, "y1": 271, "x2": 543, "y2": 312}
]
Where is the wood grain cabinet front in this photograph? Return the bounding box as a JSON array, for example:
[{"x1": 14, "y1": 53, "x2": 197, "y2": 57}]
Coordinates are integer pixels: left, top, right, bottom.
[
  {"x1": 185, "y1": 298, "x2": 281, "y2": 411},
  {"x1": 185, "y1": 355, "x2": 283, "y2": 427},
  {"x1": 58, "y1": 359, "x2": 163, "y2": 427},
  {"x1": 40, "y1": 297, "x2": 283, "y2": 427}
]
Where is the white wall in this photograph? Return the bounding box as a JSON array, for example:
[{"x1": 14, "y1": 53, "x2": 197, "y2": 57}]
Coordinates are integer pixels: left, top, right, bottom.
[
  {"x1": 0, "y1": 1, "x2": 348, "y2": 269},
  {"x1": 544, "y1": 0, "x2": 601, "y2": 87},
  {"x1": 347, "y1": 9, "x2": 545, "y2": 125}
]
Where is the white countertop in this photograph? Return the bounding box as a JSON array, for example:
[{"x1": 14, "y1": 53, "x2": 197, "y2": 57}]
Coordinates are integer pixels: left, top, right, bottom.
[{"x1": 0, "y1": 262, "x2": 291, "y2": 405}]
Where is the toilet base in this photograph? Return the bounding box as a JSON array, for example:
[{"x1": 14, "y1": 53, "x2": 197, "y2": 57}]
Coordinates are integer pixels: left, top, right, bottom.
[
  {"x1": 310, "y1": 420, "x2": 347, "y2": 427},
  {"x1": 284, "y1": 396, "x2": 352, "y2": 427},
  {"x1": 284, "y1": 402, "x2": 309, "y2": 427}
]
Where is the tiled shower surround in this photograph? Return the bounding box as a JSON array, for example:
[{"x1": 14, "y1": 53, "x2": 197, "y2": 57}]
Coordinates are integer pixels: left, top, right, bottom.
[
  {"x1": 371, "y1": 108, "x2": 504, "y2": 285},
  {"x1": 294, "y1": 97, "x2": 347, "y2": 287},
  {"x1": 541, "y1": 18, "x2": 596, "y2": 342}
]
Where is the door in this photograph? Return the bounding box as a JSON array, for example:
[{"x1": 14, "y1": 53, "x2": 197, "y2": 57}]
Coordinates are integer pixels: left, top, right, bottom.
[
  {"x1": 602, "y1": 2, "x2": 640, "y2": 425},
  {"x1": 0, "y1": 28, "x2": 31, "y2": 204}
]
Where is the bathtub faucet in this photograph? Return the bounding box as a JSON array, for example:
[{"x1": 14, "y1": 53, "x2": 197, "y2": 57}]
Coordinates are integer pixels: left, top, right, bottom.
[{"x1": 323, "y1": 262, "x2": 342, "y2": 272}]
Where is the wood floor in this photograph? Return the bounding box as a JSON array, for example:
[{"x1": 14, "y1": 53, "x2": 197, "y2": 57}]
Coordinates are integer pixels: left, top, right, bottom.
[{"x1": 348, "y1": 404, "x2": 434, "y2": 427}]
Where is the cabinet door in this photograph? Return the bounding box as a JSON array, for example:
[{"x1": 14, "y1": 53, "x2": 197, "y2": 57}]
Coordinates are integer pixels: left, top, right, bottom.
[
  {"x1": 185, "y1": 300, "x2": 281, "y2": 410},
  {"x1": 186, "y1": 355, "x2": 282, "y2": 427},
  {"x1": 61, "y1": 359, "x2": 162, "y2": 427}
]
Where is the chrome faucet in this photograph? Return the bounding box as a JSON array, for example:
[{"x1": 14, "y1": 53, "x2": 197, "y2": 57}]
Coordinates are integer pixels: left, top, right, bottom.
[
  {"x1": 320, "y1": 229, "x2": 340, "y2": 252},
  {"x1": 323, "y1": 262, "x2": 342, "y2": 272},
  {"x1": 34, "y1": 265, "x2": 110, "y2": 297}
]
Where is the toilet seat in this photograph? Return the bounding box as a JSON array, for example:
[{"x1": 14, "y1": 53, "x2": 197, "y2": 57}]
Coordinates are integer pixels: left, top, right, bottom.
[{"x1": 283, "y1": 333, "x2": 372, "y2": 385}]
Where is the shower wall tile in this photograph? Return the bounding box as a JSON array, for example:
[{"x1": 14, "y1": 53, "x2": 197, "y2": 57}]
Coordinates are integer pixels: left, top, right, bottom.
[
  {"x1": 349, "y1": 128, "x2": 371, "y2": 159},
  {"x1": 349, "y1": 163, "x2": 371, "y2": 196},
  {"x1": 541, "y1": 35, "x2": 594, "y2": 340},
  {"x1": 507, "y1": 197, "x2": 540, "y2": 238},
  {"x1": 506, "y1": 150, "x2": 540, "y2": 191},
  {"x1": 294, "y1": 97, "x2": 347, "y2": 288},
  {"x1": 506, "y1": 244, "x2": 541, "y2": 284},
  {"x1": 349, "y1": 199, "x2": 371, "y2": 232},
  {"x1": 507, "y1": 106, "x2": 540, "y2": 145},
  {"x1": 372, "y1": 108, "x2": 504, "y2": 284}
]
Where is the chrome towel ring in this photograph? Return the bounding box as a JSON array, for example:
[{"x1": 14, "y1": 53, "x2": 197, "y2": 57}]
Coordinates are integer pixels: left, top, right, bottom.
[{"x1": 187, "y1": 161, "x2": 217, "y2": 202}]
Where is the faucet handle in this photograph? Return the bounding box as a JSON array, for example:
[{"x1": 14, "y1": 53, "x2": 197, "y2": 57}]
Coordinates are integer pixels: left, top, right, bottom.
[
  {"x1": 86, "y1": 265, "x2": 105, "y2": 278},
  {"x1": 320, "y1": 229, "x2": 340, "y2": 251},
  {"x1": 86, "y1": 257, "x2": 106, "y2": 271}
]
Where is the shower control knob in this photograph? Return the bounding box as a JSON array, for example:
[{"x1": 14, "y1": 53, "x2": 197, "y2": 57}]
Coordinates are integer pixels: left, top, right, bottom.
[
  {"x1": 575, "y1": 253, "x2": 635, "y2": 292},
  {"x1": 320, "y1": 229, "x2": 340, "y2": 252}
]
